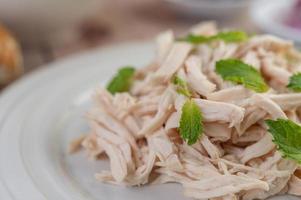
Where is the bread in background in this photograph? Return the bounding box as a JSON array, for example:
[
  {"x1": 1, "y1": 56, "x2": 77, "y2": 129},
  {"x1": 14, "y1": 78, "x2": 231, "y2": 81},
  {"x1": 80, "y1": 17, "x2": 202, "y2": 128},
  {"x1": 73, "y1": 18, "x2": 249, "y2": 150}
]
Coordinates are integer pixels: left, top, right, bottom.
[{"x1": 0, "y1": 24, "x2": 23, "y2": 86}]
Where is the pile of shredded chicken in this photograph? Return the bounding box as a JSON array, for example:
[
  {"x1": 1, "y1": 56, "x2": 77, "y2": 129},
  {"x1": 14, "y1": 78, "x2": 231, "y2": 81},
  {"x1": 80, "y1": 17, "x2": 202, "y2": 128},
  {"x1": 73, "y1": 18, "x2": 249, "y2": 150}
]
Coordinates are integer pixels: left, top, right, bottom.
[{"x1": 72, "y1": 22, "x2": 301, "y2": 200}]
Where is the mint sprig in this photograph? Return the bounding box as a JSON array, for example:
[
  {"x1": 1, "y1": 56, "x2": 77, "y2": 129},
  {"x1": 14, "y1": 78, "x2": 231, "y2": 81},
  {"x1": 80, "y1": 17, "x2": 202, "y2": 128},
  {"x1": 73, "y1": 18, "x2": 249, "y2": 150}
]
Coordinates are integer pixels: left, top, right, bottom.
[
  {"x1": 179, "y1": 31, "x2": 248, "y2": 44},
  {"x1": 172, "y1": 76, "x2": 191, "y2": 97},
  {"x1": 172, "y1": 76, "x2": 203, "y2": 145},
  {"x1": 179, "y1": 99, "x2": 203, "y2": 145},
  {"x1": 107, "y1": 66, "x2": 135, "y2": 94},
  {"x1": 287, "y1": 73, "x2": 301, "y2": 92},
  {"x1": 215, "y1": 59, "x2": 268, "y2": 93},
  {"x1": 266, "y1": 119, "x2": 301, "y2": 164}
]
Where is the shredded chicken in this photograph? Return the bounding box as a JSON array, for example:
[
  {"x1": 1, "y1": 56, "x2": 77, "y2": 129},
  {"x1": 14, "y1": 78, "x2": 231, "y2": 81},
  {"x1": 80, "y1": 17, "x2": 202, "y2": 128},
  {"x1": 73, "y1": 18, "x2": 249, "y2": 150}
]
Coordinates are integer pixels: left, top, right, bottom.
[{"x1": 71, "y1": 22, "x2": 301, "y2": 200}]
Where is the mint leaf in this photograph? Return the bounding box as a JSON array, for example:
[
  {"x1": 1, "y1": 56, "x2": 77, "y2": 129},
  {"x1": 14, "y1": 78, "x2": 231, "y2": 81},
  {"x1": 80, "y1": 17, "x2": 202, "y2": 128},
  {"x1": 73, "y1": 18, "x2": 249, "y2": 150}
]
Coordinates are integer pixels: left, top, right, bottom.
[
  {"x1": 172, "y1": 76, "x2": 191, "y2": 97},
  {"x1": 211, "y1": 31, "x2": 248, "y2": 43},
  {"x1": 179, "y1": 34, "x2": 210, "y2": 44},
  {"x1": 287, "y1": 73, "x2": 301, "y2": 92},
  {"x1": 107, "y1": 66, "x2": 135, "y2": 94},
  {"x1": 179, "y1": 31, "x2": 248, "y2": 44},
  {"x1": 215, "y1": 59, "x2": 268, "y2": 93},
  {"x1": 266, "y1": 119, "x2": 301, "y2": 164},
  {"x1": 179, "y1": 99, "x2": 203, "y2": 145}
]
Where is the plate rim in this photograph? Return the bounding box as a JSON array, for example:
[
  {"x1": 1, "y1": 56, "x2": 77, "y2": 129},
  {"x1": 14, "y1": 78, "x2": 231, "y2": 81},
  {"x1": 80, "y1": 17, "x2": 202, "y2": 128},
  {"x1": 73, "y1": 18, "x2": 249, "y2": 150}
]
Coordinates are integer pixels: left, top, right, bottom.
[{"x1": 0, "y1": 41, "x2": 152, "y2": 200}]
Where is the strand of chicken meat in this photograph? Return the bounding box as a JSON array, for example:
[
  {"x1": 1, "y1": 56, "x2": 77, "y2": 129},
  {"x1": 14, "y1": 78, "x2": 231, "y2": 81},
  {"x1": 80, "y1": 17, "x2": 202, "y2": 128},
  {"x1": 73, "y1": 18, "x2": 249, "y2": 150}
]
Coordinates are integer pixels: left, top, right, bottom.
[{"x1": 73, "y1": 22, "x2": 301, "y2": 200}]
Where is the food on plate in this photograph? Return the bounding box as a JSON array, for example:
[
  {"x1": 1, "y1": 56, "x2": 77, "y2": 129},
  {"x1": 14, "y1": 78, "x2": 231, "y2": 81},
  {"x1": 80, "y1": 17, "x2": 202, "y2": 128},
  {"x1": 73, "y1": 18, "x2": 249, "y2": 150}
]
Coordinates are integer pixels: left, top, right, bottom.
[
  {"x1": 0, "y1": 24, "x2": 23, "y2": 86},
  {"x1": 72, "y1": 22, "x2": 301, "y2": 199}
]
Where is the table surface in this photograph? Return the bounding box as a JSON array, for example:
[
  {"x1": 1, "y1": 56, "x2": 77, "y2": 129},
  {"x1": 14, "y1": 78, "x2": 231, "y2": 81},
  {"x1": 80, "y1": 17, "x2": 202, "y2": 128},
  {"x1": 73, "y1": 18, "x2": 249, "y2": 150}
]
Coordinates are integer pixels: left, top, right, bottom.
[{"x1": 19, "y1": 0, "x2": 258, "y2": 73}]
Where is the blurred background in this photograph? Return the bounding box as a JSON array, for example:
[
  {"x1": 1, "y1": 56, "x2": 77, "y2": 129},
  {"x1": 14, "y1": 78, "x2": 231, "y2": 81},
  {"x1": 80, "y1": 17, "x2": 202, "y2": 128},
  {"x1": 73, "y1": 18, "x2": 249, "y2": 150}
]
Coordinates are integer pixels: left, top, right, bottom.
[{"x1": 0, "y1": 0, "x2": 300, "y2": 87}]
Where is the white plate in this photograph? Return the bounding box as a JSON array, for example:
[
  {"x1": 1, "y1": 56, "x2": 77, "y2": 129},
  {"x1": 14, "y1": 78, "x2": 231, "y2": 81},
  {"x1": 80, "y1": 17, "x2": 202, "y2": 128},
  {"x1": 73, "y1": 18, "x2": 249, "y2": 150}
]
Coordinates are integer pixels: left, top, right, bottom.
[{"x1": 0, "y1": 42, "x2": 299, "y2": 200}]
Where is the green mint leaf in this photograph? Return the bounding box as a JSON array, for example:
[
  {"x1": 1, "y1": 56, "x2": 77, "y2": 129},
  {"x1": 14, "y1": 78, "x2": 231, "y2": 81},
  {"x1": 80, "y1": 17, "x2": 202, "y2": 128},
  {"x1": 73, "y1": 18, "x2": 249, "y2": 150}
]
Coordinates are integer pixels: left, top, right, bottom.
[
  {"x1": 215, "y1": 59, "x2": 269, "y2": 93},
  {"x1": 287, "y1": 73, "x2": 301, "y2": 92},
  {"x1": 179, "y1": 34, "x2": 210, "y2": 44},
  {"x1": 211, "y1": 31, "x2": 248, "y2": 43},
  {"x1": 172, "y1": 76, "x2": 191, "y2": 97},
  {"x1": 179, "y1": 31, "x2": 248, "y2": 44},
  {"x1": 179, "y1": 99, "x2": 203, "y2": 145},
  {"x1": 107, "y1": 66, "x2": 135, "y2": 94},
  {"x1": 265, "y1": 119, "x2": 301, "y2": 164}
]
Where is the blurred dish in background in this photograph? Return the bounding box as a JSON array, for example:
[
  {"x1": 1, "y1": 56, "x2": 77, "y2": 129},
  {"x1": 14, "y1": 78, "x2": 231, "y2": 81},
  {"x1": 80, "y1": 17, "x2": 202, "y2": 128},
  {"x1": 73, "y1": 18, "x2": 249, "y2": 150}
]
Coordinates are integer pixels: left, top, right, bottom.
[
  {"x1": 164, "y1": 0, "x2": 251, "y2": 19},
  {"x1": 0, "y1": 25, "x2": 23, "y2": 87},
  {"x1": 0, "y1": 0, "x2": 103, "y2": 44},
  {"x1": 251, "y1": 0, "x2": 301, "y2": 44},
  {"x1": 285, "y1": 0, "x2": 301, "y2": 30}
]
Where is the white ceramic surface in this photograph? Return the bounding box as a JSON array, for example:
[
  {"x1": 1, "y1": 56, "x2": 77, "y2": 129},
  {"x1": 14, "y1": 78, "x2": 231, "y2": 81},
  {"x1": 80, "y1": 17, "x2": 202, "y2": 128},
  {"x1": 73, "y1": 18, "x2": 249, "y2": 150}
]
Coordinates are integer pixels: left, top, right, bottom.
[
  {"x1": 0, "y1": 42, "x2": 299, "y2": 200},
  {"x1": 250, "y1": 0, "x2": 301, "y2": 44}
]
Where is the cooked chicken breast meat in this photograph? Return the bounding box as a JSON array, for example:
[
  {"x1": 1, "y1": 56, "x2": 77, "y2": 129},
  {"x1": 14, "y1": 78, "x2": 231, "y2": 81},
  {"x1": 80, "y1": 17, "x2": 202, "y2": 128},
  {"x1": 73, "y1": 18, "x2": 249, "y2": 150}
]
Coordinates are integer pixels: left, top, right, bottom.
[{"x1": 72, "y1": 22, "x2": 301, "y2": 200}]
